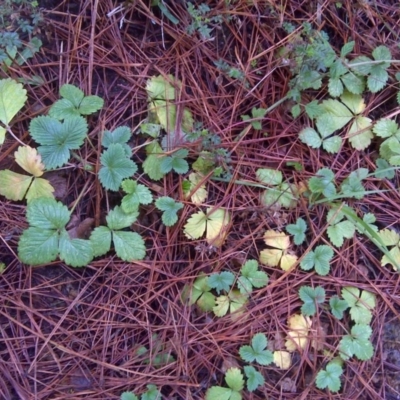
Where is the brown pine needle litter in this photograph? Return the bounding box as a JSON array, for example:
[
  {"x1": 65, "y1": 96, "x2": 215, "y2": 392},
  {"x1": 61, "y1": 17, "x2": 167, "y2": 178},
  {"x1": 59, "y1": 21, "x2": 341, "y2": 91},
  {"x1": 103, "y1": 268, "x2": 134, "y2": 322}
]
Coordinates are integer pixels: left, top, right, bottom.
[{"x1": 1, "y1": 0, "x2": 400, "y2": 399}]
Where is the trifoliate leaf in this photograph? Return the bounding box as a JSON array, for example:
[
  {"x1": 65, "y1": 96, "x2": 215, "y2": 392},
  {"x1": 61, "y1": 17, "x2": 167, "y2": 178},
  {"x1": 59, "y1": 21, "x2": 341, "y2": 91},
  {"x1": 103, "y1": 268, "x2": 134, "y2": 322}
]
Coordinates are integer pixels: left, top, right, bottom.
[
  {"x1": 285, "y1": 314, "x2": 312, "y2": 352},
  {"x1": 98, "y1": 144, "x2": 138, "y2": 191},
  {"x1": 237, "y1": 259, "x2": 268, "y2": 295},
  {"x1": 225, "y1": 367, "x2": 245, "y2": 392},
  {"x1": 300, "y1": 245, "x2": 334, "y2": 276},
  {"x1": 329, "y1": 295, "x2": 349, "y2": 319},
  {"x1": 243, "y1": 366, "x2": 264, "y2": 392},
  {"x1": 58, "y1": 230, "x2": 93, "y2": 267},
  {"x1": 0, "y1": 78, "x2": 27, "y2": 143},
  {"x1": 112, "y1": 231, "x2": 146, "y2": 261},
  {"x1": 186, "y1": 275, "x2": 216, "y2": 311},
  {"x1": 49, "y1": 84, "x2": 103, "y2": 119},
  {"x1": 106, "y1": 206, "x2": 139, "y2": 230},
  {"x1": 308, "y1": 168, "x2": 336, "y2": 198},
  {"x1": 213, "y1": 291, "x2": 247, "y2": 318},
  {"x1": 208, "y1": 271, "x2": 235, "y2": 294},
  {"x1": 29, "y1": 115, "x2": 88, "y2": 169},
  {"x1": 143, "y1": 141, "x2": 165, "y2": 180},
  {"x1": 90, "y1": 226, "x2": 112, "y2": 257},
  {"x1": 286, "y1": 217, "x2": 307, "y2": 245},
  {"x1": 341, "y1": 287, "x2": 375, "y2": 324},
  {"x1": 326, "y1": 209, "x2": 355, "y2": 247},
  {"x1": 26, "y1": 197, "x2": 70, "y2": 230},
  {"x1": 273, "y1": 351, "x2": 291, "y2": 369},
  {"x1": 184, "y1": 208, "x2": 230, "y2": 246},
  {"x1": 298, "y1": 286, "x2": 325, "y2": 316},
  {"x1": 260, "y1": 230, "x2": 297, "y2": 271},
  {"x1": 102, "y1": 126, "x2": 131, "y2": 147},
  {"x1": 315, "y1": 362, "x2": 343, "y2": 392},
  {"x1": 155, "y1": 196, "x2": 183, "y2": 226},
  {"x1": 239, "y1": 333, "x2": 273, "y2": 365},
  {"x1": 183, "y1": 172, "x2": 208, "y2": 204},
  {"x1": 339, "y1": 324, "x2": 373, "y2": 361},
  {"x1": 319, "y1": 98, "x2": 353, "y2": 131},
  {"x1": 14, "y1": 145, "x2": 44, "y2": 177},
  {"x1": 121, "y1": 179, "x2": 153, "y2": 213},
  {"x1": 120, "y1": 392, "x2": 138, "y2": 400},
  {"x1": 159, "y1": 149, "x2": 189, "y2": 174}
]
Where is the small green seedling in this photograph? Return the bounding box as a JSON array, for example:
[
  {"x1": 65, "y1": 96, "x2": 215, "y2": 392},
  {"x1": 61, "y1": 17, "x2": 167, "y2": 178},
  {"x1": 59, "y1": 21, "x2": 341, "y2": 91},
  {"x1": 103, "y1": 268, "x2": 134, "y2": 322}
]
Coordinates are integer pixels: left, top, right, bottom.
[
  {"x1": 239, "y1": 333, "x2": 273, "y2": 365},
  {"x1": 315, "y1": 359, "x2": 344, "y2": 393},
  {"x1": 121, "y1": 384, "x2": 160, "y2": 400},
  {"x1": 183, "y1": 274, "x2": 216, "y2": 311},
  {"x1": 341, "y1": 287, "x2": 376, "y2": 325},
  {"x1": 286, "y1": 217, "x2": 308, "y2": 245},
  {"x1": 329, "y1": 295, "x2": 349, "y2": 319},
  {"x1": 241, "y1": 107, "x2": 267, "y2": 130},
  {"x1": 326, "y1": 208, "x2": 355, "y2": 247},
  {"x1": 243, "y1": 365, "x2": 264, "y2": 392},
  {"x1": 300, "y1": 245, "x2": 334, "y2": 276},
  {"x1": 121, "y1": 179, "x2": 153, "y2": 213},
  {"x1": 236, "y1": 260, "x2": 269, "y2": 295},
  {"x1": 155, "y1": 196, "x2": 183, "y2": 226},
  {"x1": 339, "y1": 324, "x2": 374, "y2": 361},
  {"x1": 208, "y1": 271, "x2": 235, "y2": 294}
]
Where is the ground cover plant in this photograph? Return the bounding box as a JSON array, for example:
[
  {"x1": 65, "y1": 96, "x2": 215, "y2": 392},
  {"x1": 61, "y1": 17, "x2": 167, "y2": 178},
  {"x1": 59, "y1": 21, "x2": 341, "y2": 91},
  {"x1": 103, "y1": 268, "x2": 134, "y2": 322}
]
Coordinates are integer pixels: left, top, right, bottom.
[{"x1": 1, "y1": 0, "x2": 400, "y2": 399}]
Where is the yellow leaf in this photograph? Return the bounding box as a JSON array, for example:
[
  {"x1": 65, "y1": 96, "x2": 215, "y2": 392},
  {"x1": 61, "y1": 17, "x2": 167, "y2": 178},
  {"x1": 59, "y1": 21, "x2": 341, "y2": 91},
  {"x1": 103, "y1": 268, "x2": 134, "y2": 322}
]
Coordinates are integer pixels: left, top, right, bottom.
[
  {"x1": 273, "y1": 351, "x2": 291, "y2": 369},
  {"x1": 264, "y1": 230, "x2": 290, "y2": 249},
  {"x1": 183, "y1": 208, "x2": 230, "y2": 247},
  {"x1": 0, "y1": 170, "x2": 32, "y2": 201},
  {"x1": 259, "y1": 248, "x2": 282, "y2": 267},
  {"x1": 285, "y1": 314, "x2": 312, "y2": 352},
  {"x1": 0, "y1": 126, "x2": 5, "y2": 145},
  {"x1": 280, "y1": 254, "x2": 298, "y2": 271},
  {"x1": 25, "y1": 178, "x2": 54, "y2": 202},
  {"x1": 213, "y1": 295, "x2": 230, "y2": 317},
  {"x1": 186, "y1": 172, "x2": 207, "y2": 204},
  {"x1": 382, "y1": 246, "x2": 400, "y2": 271},
  {"x1": 14, "y1": 146, "x2": 45, "y2": 177}
]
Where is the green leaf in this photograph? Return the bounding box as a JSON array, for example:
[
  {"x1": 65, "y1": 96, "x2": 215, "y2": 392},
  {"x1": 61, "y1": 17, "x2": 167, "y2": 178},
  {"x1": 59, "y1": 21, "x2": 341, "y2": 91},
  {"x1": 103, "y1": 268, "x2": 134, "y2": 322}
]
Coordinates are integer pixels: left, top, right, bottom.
[
  {"x1": 237, "y1": 259, "x2": 268, "y2": 295},
  {"x1": 30, "y1": 116, "x2": 88, "y2": 169},
  {"x1": 155, "y1": 196, "x2": 184, "y2": 226},
  {"x1": 375, "y1": 158, "x2": 395, "y2": 179},
  {"x1": 300, "y1": 245, "x2": 333, "y2": 276},
  {"x1": 90, "y1": 226, "x2": 112, "y2": 257},
  {"x1": 208, "y1": 271, "x2": 235, "y2": 294},
  {"x1": 329, "y1": 295, "x2": 348, "y2": 319},
  {"x1": 286, "y1": 217, "x2": 307, "y2": 245},
  {"x1": 340, "y1": 175, "x2": 366, "y2": 199},
  {"x1": 308, "y1": 168, "x2": 336, "y2": 198},
  {"x1": 143, "y1": 142, "x2": 165, "y2": 180},
  {"x1": 141, "y1": 385, "x2": 160, "y2": 400},
  {"x1": 205, "y1": 386, "x2": 238, "y2": 400},
  {"x1": 315, "y1": 362, "x2": 343, "y2": 392},
  {"x1": 298, "y1": 286, "x2": 325, "y2": 316},
  {"x1": 225, "y1": 367, "x2": 245, "y2": 392},
  {"x1": 160, "y1": 149, "x2": 189, "y2": 174},
  {"x1": 340, "y1": 41, "x2": 355, "y2": 58},
  {"x1": 112, "y1": 231, "x2": 146, "y2": 261},
  {"x1": 299, "y1": 127, "x2": 322, "y2": 149},
  {"x1": 121, "y1": 179, "x2": 153, "y2": 213},
  {"x1": 341, "y1": 287, "x2": 376, "y2": 324},
  {"x1": 239, "y1": 333, "x2": 273, "y2": 365},
  {"x1": 102, "y1": 126, "x2": 131, "y2": 147},
  {"x1": 243, "y1": 365, "x2": 264, "y2": 392},
  {"x1": 256, "y1": 168, "x2": 282, "y2": 185},
  {"x1": 305, "y1": 100, "x2": 324, "y2": 119},
  {"x1": 120, "y1": 392, "x2": 138, "y2": 400},
  {"x1": 99, "y1": 144, "x2": 138, "y2": 191},
  {"x1": 0, "y1": 78, "x2": 27, "y2": 143},
  {"x1": 18, "y1": 227, "x2": 59, "y2": 265},
  {"x1": 341, "y1": 72, "x2": 365, "y2": 95},
  {"x1": 49, "y1": 84, "x2": 103, "y2": 119},
  {"x1": 26, "y1": 197, "x2": 70, "y2": 230},
  {"x1": 373, "y1": 118, "x2": 399, "y2": 138},
  {"x1": 328, "y1": 77, "x2": 344, "y2": 97},
  {"x1": 106, "y1": 206, "x2": 139, "y2": 230},
  {"x1": 140, "y1": 123, "x2": 161, "y2": 138},
  {"x1": 339, "y1": 324, "x2": 374, "y2": 361},
  {"x1": 326, "y1": 209, "x2": 355, "y2": 247},
  {"x1": 58, "y1": 230, "x2": 93, "y2": 267}
]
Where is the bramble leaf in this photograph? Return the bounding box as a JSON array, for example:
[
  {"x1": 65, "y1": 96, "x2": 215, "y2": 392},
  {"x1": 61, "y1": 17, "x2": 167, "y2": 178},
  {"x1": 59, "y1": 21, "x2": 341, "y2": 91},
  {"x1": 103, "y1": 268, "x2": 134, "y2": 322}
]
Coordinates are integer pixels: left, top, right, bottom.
[
  {"x1": 300, "y1": 245, "x2": 334, "y2": 276},
  {"x1": 316, "y1": 362, "x2": 343, "y2": 392},
  {"x1": 239, "y1": 333, "x2": 273, "y2": 365},
  {"x1": 155, "y1": 196, "x2": 183, "y2": 226},
  {"x1": 208, "y1": 271, "x2": 235, "y2": 294},
  {"x1": 299, "y1": 286, "x2": 325, "y2": 316},
  {"x1": 286, "y1": 217, "x2": 307, "y2": 245},
  {"x1": 121, "y1": 179, "x2": 153, "y2": 213},
  {"x1": 30, "y1": 115, "x2": 88, "y2": 169},
  {"x1": 98, "y1": 144, "x2": 138, "y2": 191}
]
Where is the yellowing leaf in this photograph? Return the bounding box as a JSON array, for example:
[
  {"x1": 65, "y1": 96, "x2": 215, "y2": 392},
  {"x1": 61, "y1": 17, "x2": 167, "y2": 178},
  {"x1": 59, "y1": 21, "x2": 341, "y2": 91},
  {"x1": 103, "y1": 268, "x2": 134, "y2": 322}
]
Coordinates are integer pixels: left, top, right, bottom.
[
  {"x1": 348, "y1": 116, "x2": 373, "y2": 151},
  {"x1": 213, "y1": 295, "x2": 230, "y2": 317},
  {"x1": 0, "y1": 78, "x2": 27, "y2": 127},
  {"x1": 0, "y1": 171, "x2": 32, "y2": 201},
  {"x1": 185, "y1": 172, "x2": 208, "y2": 204},
  {"x1": 379, "y1": 229, "x2": 400, "y2": 270},
  {"x1": 14, "y1": 146, "x2": 45, "y2": 177},
  {"x1": 273, "y1": 351, "x2": 291, "y2": 369},
  {"x1": 340, "y1": 91, "x2": 366, "y2": 114},
  {"x1": 285, "y1": 314, "x2": 312, "y2": 352},
  {"x1": 260, "y1": 230, "x2": 298, "y2": 270},
  {"x1": 184, "y1": 208, "x2": 230, "y2": 247},
  {"x1": 25, "y1": 178, "x2": 55, "y2": 202},
  {"x1": 0, "y1": 126, "x2": 5, "y2": 145}
]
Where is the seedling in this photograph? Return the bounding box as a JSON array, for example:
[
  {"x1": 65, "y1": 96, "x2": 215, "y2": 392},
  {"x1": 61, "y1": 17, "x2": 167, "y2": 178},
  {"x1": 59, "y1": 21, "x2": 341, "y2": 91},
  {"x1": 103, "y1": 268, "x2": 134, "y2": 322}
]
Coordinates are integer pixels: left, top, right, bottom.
[
  {"x1": 315, "y1": 359, "x2": 344, "y2": 393},
  {"x1": 341, "y1": 287, "x2": 376, "y2": 325},
  {"x1": 286, "y1": 217, "x2": 308, "y2": 245},
  {"x1": 339, "y1": 324, "x2": 374, "y2": 361},
  {"x1": 239, "y1": 333, "x2": 273, "y2": 365},
  {"x1": 121, "y1": 179, "x2": 153, "y2": 213},
  {"x1": 300, "y1": 245, "x2": 333, "y2": 276},
  {"x1": 155, "y1": 196, "x2": 183, "y2": 226},
  {"x1": 205, "y1": 367, "x2": 244, "y2": 400},
  {"x1": 298, "y1": 285, "x2": 325, "y2": 316}
]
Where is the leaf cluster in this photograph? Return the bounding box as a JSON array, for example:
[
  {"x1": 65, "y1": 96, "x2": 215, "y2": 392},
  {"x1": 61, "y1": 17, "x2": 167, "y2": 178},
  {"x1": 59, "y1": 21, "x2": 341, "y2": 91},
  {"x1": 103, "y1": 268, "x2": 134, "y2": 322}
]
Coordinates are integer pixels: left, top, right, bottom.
[{"x1": 298, "y1": 286, "x2": 325, "y2": 316}]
